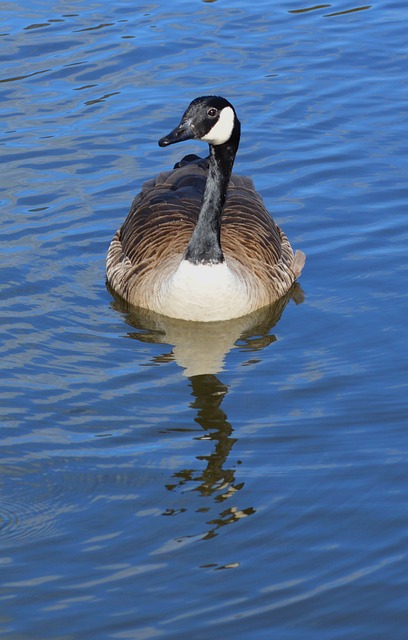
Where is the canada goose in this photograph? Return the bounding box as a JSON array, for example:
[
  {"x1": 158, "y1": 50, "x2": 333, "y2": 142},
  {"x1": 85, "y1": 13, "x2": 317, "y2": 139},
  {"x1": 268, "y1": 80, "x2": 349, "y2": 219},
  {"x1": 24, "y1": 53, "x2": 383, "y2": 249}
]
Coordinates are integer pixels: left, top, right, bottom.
[{"x1": 106, "y1": 95, "x2": 305, "y2": 321}]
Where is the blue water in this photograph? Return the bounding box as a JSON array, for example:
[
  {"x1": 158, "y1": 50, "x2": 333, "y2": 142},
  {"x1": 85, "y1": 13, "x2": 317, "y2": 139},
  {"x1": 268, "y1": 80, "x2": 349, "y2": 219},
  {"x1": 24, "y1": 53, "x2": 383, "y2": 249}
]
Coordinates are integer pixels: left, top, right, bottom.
[{"x1": 1, "y1": 1, "x2": 408, "y2": 638}]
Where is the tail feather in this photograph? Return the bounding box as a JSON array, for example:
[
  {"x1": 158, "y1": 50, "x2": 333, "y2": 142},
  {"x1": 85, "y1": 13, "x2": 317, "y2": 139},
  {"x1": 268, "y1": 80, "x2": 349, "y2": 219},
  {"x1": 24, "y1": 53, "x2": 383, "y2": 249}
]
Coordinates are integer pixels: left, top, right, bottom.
[{"x1": 291, "y1": 250, "x2": 306, "y2": 279}]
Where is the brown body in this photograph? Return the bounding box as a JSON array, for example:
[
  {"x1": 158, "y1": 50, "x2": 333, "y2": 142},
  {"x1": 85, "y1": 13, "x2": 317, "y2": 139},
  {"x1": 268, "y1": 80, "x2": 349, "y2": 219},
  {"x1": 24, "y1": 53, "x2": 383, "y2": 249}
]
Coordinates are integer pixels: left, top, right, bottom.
[{"x1": 106, "y1": 155, "x2": 305, "y2": 315}]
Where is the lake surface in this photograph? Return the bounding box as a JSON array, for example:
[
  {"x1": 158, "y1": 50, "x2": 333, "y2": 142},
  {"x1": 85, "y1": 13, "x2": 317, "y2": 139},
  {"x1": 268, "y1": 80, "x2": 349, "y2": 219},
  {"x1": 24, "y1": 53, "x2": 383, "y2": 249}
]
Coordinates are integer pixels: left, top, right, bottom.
[{"x1": 1, "y1": 1, "x2": 407, "y2": 638}]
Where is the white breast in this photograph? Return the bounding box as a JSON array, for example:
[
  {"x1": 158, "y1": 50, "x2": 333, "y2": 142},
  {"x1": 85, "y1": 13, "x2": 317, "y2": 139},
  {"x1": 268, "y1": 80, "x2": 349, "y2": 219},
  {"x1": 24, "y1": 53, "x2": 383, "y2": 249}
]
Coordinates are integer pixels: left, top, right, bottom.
[{"x1": 155, "y1": 259, "x2": 253, "y2": 321}]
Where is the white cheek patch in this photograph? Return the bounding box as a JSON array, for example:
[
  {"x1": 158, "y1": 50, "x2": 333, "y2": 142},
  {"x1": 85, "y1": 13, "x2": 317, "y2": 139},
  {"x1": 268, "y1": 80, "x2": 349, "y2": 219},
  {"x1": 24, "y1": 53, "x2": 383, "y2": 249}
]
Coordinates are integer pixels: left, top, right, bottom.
[{"x1": 201, "y1": 106, "x2": 235, "y2": 145}]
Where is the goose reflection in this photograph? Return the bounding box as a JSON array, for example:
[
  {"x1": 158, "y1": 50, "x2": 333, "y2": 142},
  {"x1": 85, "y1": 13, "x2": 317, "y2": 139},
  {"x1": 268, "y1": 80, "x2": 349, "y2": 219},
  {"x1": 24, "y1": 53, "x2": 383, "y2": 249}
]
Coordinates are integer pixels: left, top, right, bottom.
[
  {"x1": 108, "y1": 284, "x2": 303, "y2": 538},
  {"x1": 168, "y1": 373, "x2": 236, "y2": 498},
  {"x1": 166, "y1": 372, "x2": 257, "y2": 541},
  {"x1": 109, "y1": 283, "x2": 303, "y2": 378}
]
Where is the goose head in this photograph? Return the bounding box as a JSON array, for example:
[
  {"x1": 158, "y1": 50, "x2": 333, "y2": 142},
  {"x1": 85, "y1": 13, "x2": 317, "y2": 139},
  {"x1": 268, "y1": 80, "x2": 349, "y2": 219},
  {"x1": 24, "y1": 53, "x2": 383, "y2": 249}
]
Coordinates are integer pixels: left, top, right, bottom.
[{"x1": 158, "y1": 96, "x2": 240, "y2": 148}]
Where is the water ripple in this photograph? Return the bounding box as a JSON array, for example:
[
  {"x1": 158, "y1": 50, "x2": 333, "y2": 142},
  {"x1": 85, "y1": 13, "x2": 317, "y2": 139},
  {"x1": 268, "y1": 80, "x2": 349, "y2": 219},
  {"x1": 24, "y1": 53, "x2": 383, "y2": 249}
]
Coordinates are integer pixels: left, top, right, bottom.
[{"x1": 1, "y1": 0, "x2": 408, "y2": 638}]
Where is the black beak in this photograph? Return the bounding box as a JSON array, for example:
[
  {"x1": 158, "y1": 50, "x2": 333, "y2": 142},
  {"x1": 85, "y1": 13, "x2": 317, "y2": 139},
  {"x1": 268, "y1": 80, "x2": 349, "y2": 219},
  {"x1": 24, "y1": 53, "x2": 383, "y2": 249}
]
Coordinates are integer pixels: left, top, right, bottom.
[{"x1": 158, "y1": 119, "x2": 195, "y2": 147}]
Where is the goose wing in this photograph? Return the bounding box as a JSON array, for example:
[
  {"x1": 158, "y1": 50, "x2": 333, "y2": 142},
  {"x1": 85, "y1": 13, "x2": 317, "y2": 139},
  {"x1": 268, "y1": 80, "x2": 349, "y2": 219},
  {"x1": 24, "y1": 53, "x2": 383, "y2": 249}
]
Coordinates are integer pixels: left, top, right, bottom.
[
  {"x1": 115, "y1": 156, "x2": 288, "y2": 267},
  {"x1": 107, "y1": 156, "x2": 303, "y2": 303}
]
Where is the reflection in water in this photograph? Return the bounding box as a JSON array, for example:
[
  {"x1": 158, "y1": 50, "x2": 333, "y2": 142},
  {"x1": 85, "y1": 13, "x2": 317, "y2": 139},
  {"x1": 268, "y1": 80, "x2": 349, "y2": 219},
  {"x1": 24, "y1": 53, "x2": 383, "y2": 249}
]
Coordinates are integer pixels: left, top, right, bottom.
[
  {"x1": 109, "y1": 285, "x2": 303, "y2": 539},
  {"x1": 161, "y1": 372, "x2": 258, "y2": 540},
  {"x1": 288, "y1": 4, "x2": 372, "y2": 16},
  {"x1": 109, "y1": 283, "x2": 303, "y2": 377},
  {"x1": 166, "y1": 373, "x2": 250, "y2": 540},
  {"x1": 170, "y1": 374, "x2": 236, "y2": 498},
  {"x1": 288, "y1": 5, "x2": 331, "y2": 13}
]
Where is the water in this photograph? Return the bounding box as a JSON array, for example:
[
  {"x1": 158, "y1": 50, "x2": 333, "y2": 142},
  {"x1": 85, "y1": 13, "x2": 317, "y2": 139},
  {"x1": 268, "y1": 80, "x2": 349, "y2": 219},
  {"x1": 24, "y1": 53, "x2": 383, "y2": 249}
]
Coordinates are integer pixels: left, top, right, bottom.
[{"x1": 1, "y1": 1, "x2": 407, "y2": 638}]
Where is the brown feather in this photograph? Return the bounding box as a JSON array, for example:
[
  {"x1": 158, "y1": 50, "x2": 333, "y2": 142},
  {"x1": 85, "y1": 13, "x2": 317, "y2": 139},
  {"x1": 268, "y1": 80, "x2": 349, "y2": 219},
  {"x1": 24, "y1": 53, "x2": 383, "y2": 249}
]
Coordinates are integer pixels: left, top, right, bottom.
[{"x1": 106, "y1": 156, "x2": 304, "y2": 311}]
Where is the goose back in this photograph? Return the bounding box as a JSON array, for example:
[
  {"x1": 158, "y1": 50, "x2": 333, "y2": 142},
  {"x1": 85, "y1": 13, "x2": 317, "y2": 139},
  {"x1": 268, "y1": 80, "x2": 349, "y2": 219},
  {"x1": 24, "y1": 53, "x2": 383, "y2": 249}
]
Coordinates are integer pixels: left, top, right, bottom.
[{"x1": 107, "y1": 155, "x2": 302, "y2": 313}]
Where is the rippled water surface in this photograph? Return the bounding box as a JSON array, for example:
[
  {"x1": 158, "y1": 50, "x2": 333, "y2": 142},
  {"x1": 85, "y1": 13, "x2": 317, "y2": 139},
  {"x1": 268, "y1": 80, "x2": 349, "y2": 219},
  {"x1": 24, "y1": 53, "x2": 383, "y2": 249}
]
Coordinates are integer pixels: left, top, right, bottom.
[{"x1": 1, "y1": 1, "x2": 407, "y2": 638}]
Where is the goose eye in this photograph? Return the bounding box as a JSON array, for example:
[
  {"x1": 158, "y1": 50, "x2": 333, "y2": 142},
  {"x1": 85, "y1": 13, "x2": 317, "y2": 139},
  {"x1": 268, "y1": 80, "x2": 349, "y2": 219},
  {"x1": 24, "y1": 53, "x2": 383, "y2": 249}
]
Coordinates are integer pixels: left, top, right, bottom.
[{"x1": 207, "y1": 108, "x2": 217, "y2": 118}]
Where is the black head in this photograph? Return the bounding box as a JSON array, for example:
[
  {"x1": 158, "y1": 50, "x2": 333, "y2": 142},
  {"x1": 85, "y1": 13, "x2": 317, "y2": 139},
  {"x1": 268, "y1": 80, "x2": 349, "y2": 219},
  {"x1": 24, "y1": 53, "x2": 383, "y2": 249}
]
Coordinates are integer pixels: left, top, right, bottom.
[{"x1": 158, "y1": 96, "x2": 240, "y2": 148}]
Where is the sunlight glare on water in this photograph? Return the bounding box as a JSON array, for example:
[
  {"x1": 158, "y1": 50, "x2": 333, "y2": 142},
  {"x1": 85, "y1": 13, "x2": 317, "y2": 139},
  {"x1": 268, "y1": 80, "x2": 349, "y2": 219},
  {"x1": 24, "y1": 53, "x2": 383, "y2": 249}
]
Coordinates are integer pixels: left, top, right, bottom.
[{"x1": 1, "y1": 1, "x2": 408, "y2": 639}]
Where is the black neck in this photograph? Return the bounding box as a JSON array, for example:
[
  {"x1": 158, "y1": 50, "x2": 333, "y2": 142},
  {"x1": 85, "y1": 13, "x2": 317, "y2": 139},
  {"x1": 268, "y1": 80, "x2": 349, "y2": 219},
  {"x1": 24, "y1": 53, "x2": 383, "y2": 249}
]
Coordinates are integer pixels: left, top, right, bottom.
[{"x1": 184, "y1": 124, "x2": 240, "y2": 265}]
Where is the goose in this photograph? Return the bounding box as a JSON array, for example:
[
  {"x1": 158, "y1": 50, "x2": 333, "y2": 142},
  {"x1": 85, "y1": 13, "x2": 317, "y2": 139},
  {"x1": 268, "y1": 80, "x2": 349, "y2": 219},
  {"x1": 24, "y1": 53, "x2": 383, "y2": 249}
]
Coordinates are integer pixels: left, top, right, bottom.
[{"x1": 106, "y1": 95, "x2": 305, "y2": 322}]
